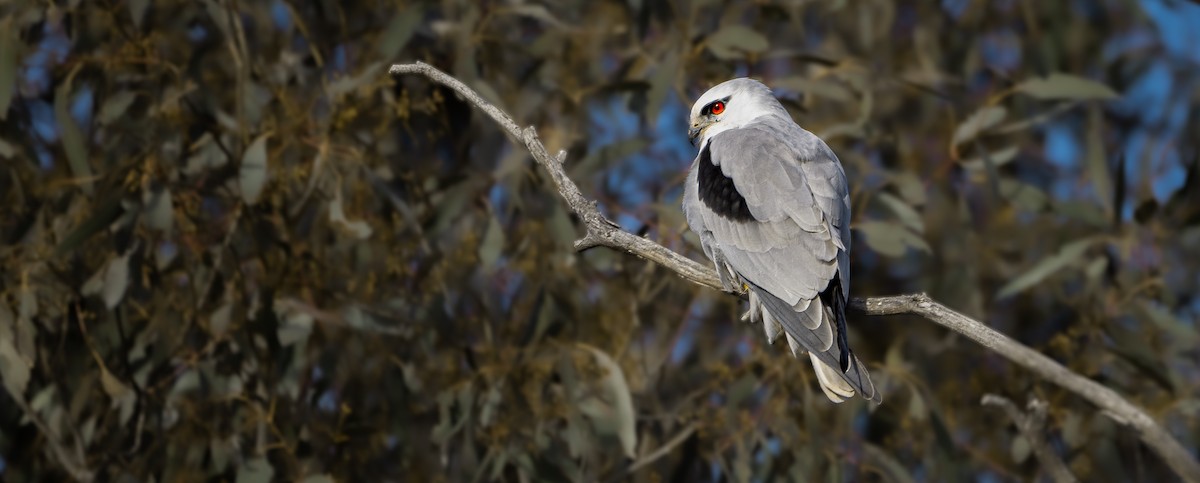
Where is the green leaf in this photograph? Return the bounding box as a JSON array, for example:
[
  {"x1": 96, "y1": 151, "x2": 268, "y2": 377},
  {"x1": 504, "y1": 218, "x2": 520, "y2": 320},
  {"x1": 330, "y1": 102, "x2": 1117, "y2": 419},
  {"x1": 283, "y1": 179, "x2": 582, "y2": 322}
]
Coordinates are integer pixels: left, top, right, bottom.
[
  {"x1": 102, "y1": 251, "x2": 132, "y2": 309},
  {"x1": 55, "y1": 72, "x2": 94, "y2": 196},
  {"x1": 328, "y1": 187, "x2": 374, "y2": 240},
  {"x1": 1085, "y1": 105, "x2": 1111, "y2": 214},
  {"x1": 706, "y1": 25, "x2": 770, "y2": 59},
  {"x1": 858, "y1": 221, "x2": 907, "y2": 257},
  {"x1": 128, "y1": 0, "x2": 150, "y2": 29},
  {"x1": 645, "y1": 53, "x2": 679, "y2": 122},
  {"x1": 1055, "y1": 200, "x2": 1109, "y2": 227},
  {"x1": 479, "y1": 215, "x2": 506, "y2": 269},
  {"x1": 569, "y1": 139, "x2": 649, "y2": 181},
  {"x1": 995, "y1": 238, "x2": 1095, "y2": 299},
  {"x1": 328, "y1": 62, "x2": 384, "y2": 100},
  {"x1": 575, "y1": 345, "x2": 637, "y2": 459},
  {"x1": 1136, "y1": 301, "x2": 1200, "y2": 346},
  {"x1": 276, "y1": 304, "x2": 314, "y2": 347},
  {"x1": 143, "y1": 187, "x2": 174, "y2": 232},
  {"x1": 378, "y1": 7, "x2": 424, "y2": 60},
  {"x1": 773, "y1": 76, "x2": 856, "y2": 102},
  {"x1": 1106, "y1": 321, "x2": 1177, "y2": 391},
  {"x1": 0, "y1": 307, "x2": 30, "y2": 398},
  {"x1": 891, "y1": 171, "x2": 926, "y2": 206},
  {"x1": 856, "y1": 221, "x2": 930, "y2": 258},
  {"x1": 3, "y1": 302, "x2": 34, "y2": 372},
  {"x1": 999, "y1": 178, "x2": 1048, "y2": 212},
  {"x1": 863, "y1": 444, "x2": 918, "y2": 483},
  {"x1": 83, "y1": 251, "x2": 133, "y2": 309},
  {"x1": 478, "y1": 383, "x2": 503, "y2": 428},
  {"x1": 953, "y1": 106, "x2": 1007, "y2": 145},
  {"x1": 239, "y1": 133, "x2": 270, "y2": 205},
  {"x1": 1062, "y1": 412, "x2": 1086, "y2": 449},
  {"x1": 877, "y1": 192, "x2": 924, "y2": 233},
  {"x1": 100, "y1": 366, "x2": 131, "y2": 401},
  {"x1": 907, "y1": 390, "x2": 928, "y2": 421},
  {"x1": 97, "y1": 91, "x2": 138, "y2": 126},
  {"x1": 236, "y1": 457, "x2": 275, "y2": 483},
  {"x1": 210, "y1": 301, "x2": 233, "y2": 337},
  {"x1": 959, "y1": 145, "x2": 1019, "y2": 172},
  {"x1": 726, "y1": 374, "x2": 758, "y2": 407},
  {"x1": 1010, "y1": 435, "x2": 1031, "y2": 464},
  {"x1": 55, "y1": 196, "x2": 124, "y2": 257},
  {"x1": 1014, "y1": 73, "x2": 1118, "y2": 100},
  {"x1": 0, "y1": 17, "x2": 16, "y2": 121}
]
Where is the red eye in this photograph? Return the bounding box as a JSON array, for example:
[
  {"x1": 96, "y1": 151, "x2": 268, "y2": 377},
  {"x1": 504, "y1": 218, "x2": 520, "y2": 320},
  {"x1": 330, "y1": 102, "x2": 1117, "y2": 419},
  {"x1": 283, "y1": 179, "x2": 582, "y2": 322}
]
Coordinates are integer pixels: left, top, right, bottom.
[{"x1": 711, "y1": 101, "x2": 725, "y2": 115}]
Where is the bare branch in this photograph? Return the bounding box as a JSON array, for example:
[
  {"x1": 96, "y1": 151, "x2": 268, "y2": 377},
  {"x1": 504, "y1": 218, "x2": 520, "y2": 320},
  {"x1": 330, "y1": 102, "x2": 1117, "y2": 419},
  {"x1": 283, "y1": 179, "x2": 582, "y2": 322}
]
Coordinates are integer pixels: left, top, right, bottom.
[
  {"x1": 982, "y1": 394, "x2": 1077, "y2": 483},
  {"x1": 12, "y1": 397, "x2": 93, "y2": 482},
  {"x1": 388, "y1": 61, "x2": 1200, "y2": 483},
  {"x1": 624, "y1": 422, "x2": 699, "y2": 477}
]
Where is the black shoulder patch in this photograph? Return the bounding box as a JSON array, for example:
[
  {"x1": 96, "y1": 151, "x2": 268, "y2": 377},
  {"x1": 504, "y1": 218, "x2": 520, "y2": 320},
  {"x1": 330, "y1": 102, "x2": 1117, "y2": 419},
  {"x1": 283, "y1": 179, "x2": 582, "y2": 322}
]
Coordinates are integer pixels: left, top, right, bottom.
[{"x1": 697, "y1": 143, "x2": 755, "y2": 222}]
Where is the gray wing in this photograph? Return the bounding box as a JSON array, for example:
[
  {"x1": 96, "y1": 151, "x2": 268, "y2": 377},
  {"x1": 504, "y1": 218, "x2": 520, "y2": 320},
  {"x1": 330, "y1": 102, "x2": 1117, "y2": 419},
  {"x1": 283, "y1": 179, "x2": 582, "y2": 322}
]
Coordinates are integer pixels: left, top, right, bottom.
[
  {"x1": 683, "y1": 117, "x2": 875, "y2": 402},
  {"x1": 698, "y1": 118, "x2": 849, "y2": 310}
]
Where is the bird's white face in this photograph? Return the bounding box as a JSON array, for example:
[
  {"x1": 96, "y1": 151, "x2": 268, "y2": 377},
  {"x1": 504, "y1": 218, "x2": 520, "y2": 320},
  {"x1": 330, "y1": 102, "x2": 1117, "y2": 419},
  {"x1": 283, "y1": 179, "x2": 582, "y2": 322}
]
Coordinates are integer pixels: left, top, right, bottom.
[{"x1": 688, "y1": 78, "x2": 787, "y2": 146}]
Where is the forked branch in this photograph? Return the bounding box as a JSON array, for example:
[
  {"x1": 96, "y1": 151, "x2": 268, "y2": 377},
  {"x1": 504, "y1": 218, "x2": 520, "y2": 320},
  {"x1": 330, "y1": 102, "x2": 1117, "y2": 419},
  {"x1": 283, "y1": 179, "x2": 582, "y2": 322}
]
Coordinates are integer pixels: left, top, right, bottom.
[{"x1": 388, "y1": 61, "x2": 1200, "y2": 482}]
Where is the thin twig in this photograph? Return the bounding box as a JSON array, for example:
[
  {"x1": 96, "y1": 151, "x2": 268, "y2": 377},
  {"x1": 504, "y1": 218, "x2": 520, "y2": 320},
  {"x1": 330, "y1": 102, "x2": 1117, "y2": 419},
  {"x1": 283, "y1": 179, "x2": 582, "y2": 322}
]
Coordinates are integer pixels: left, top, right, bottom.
[
  {"x1": 625, "y1": 422, "x2": 699, "y2": 477},
  {"x1": 982, "y1": 394, "x2": 1077, "y2": 483},
  {"x1": 388, "y1": 61, "x2": 1200, "y2": 483}
]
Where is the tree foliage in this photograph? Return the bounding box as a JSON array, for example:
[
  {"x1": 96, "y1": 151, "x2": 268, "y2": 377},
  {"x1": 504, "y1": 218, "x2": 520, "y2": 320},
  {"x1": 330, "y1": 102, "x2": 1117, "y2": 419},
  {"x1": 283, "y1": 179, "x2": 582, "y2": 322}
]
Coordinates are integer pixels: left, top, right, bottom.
[{"x1": 1, "y1": 0, "x2": 1199, "y2": 481}]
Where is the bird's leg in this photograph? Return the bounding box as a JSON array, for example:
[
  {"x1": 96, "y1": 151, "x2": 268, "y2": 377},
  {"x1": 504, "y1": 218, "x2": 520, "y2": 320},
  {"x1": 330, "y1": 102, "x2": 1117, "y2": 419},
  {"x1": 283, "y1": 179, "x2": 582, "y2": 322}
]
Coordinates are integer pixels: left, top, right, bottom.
[{"x1": 707, "y1": 246, "x2": 740, "y2": 294}]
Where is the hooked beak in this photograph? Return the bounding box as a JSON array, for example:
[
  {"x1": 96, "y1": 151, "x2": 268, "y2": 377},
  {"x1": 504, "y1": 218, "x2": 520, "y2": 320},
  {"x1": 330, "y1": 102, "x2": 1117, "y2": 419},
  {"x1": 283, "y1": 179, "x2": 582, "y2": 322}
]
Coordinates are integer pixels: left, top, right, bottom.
[{"x1": 688, "y1": 119, "x2": 708, "y2": 146}]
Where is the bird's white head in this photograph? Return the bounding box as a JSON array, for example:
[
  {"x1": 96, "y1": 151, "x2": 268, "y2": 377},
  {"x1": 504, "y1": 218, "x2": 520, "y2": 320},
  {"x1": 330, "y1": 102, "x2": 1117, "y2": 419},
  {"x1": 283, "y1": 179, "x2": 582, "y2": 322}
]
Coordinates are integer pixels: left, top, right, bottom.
[{"x1": 688, "y1": 78, "x2": 788, "y2": 147}]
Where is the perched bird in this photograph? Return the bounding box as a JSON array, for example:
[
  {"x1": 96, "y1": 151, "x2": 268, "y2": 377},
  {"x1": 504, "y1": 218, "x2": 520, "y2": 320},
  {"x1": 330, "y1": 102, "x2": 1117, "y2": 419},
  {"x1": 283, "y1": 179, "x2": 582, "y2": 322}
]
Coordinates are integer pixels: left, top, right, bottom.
[{"x1": 682, "y1": 78, "x2": 879, "y2": 403}]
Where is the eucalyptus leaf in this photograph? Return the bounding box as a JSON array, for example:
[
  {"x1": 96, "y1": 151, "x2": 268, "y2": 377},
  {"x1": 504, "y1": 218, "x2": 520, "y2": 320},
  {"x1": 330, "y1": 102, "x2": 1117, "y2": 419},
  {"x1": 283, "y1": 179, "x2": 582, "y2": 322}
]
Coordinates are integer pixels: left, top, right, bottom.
[
  {"x1": 706, "y1": 25, "x2": 770, "y2": 59},
  {"x1": 1014, "y1": 73, "x2": 1118, "y2": 100},
  {"x1": 996, "y1": 238, "x2": 1095, "y2": 299},
  {"x1": 877, "y1": 192, "x2": 924, "y2": 233},
  {"x1": 143, "y1": 187, "x2": 174, "y2": 232},
  {"x1": 328, "y1": 188, "x2": 374, "y2": 240},
  {"x1": 0, "y1": 336, "x2": 29, "y2": 398},
  {"x1": 236, "y1": 457, "x2": 275, "y2": 483},
  {"x1": 1085, "y1": 105, "x2": 1111, "y2": 214},
  {"x1": 83, "y1": 251, "x2": 134, "y2": 309},
  {"x1": 239, "y1": 133, "x2": 270, "y2": 205},
  {"x1": 379, "y1": 7, "x2": 424, "y2": 59},
  {"x1": 863, "y1": 444, "x2": 918, "y2": 483},
  {"x1": 892, "y1": 171, "x2": 927, "y2": 206},
  {"x1": 575, "y1": 345, "x2": 637, "y2": 459},
  {"x1": 55, "y1": 73, "x2": 94, "y2": 196},
  {"x1": 1136, "y1": 301, "x2": 1200, "y2": 346},
  {"x1": 959, "y1": 145, "x2": 1019, "y2": 172},
  {"x1": 0, "y1": 18, "x2": 16, "y2": 121},
  {"x1": 1010, "y1": 435, "x2": 1031, "y2": 464},
  {"x1": 128, "y1": 0, "x2": 150, "y2": 29},
  {"x1": 953, "y1": 106, "x2": 1007, "y2": 146},
  {"x1": 773, "y1": 76, "x2": 855, "y2": 102},
  {"x1": 98, "y1": 91, "x2": 138, "y2": 125},
  {"x1": 856, "y1": 221, "x2": 930, "y2": 257},
  {"x1": 646, "y1": 52, "x2": 679, "y2": 121},
  {"x1": 102, "y1": 250, "x2": 133, "y2": 309},
  {"x1": 479, "y1": 215, "x2": 506, "y2": 269}
]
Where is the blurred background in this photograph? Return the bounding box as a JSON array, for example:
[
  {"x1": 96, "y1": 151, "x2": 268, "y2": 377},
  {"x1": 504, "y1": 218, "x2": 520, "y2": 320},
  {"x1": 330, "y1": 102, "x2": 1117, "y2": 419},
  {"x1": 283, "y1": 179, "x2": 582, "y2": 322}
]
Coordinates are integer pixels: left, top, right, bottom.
[{"x1": 1, "y1": 0, "x2": 1199, "y2": 481}]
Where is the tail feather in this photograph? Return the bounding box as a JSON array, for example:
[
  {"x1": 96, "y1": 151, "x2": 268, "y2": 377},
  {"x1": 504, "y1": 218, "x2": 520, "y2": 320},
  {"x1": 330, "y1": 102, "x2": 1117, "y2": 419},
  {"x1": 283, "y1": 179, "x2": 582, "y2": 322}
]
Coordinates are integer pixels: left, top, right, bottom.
[
  {"x1": 748, "y1": 282, "x2": 881, "y2": 404},
  {"x1": 809, "y1": 353, "x2": 855, "y2": 402}
]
